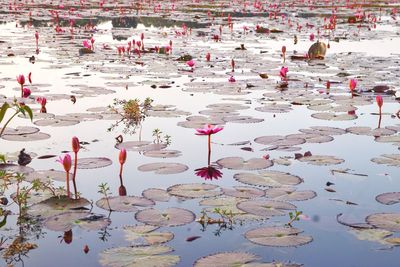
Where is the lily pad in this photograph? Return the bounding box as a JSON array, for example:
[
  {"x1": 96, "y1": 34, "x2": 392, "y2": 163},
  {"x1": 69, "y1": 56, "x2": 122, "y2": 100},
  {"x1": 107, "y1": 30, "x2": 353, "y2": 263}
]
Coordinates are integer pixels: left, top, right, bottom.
[
  {"x1": 28, "y1": 196, "x2": 90, "y2": 218},
  {"x1": 1, "y1": 132, "x2": 51, "y2": 141},
  {"x1": 24, "y1": 169, "x2": 72, "y2": 182},
  {"x1": 371, "y1": 154, "x2": 400, "y2": 167},
  {"x1": 376, "y1": 192, "x2": 400, "y2": 205},
  {"x1": 245, "y1": 226, "x2": 313, "y2": 247},
  {"x1": 0, "y1": 164, "x2": 34, "y2": 174},
  {"x1": 234, "y1": 171, "x2": 302, "y2": 187},
  {"x1": 216, "y1": 157, "x2": 273, "y2": 170},
  {"x1": 142, "y1": 188, "x2": 171, "y2": 202},
  {"x1": 96, "y1": 196, "x2": 155, "y2": 212},
  {"x1": 99, "y1": 245, "x2": 180, "y2": 267},
  {"x1": 237, "y1": 200, "x2": 296, "y2": 217},
  {"x1": 298, "y1": 155, "x2": 344, "y2": 165},
  {"x1": 366, "y1": 213, "x2": 400, "y2": 232},
  {"x1": 77, "y1": 157, "x2": 113, "y2": 169},
  {"x1": 123, "y1": 225, "x2": 174, "y2": 245},
  {"x1": 167, "y1": 183, "x2": 222, "y2": 198},
  {"x1": 44, "y1": 211, "x2": 110, "y2": 232},
  {"x1": 138, "y1": 162, "x2": 188, "y2": 174},
  {"x1": 222, "y1": 186, "x2": 265, "y2": 199},
  {"x1": 265, "y1": 188, "x2": 317, "y2": 201},
  {"x1": 143, "y1": 150, "x2": 182, "y2": 158},
  {"x1": 194, "y1": 252, "x2": 259, "y2": 267},
  {"x1": 135, "y1": 207, "x2": 195, "y2": 227}
]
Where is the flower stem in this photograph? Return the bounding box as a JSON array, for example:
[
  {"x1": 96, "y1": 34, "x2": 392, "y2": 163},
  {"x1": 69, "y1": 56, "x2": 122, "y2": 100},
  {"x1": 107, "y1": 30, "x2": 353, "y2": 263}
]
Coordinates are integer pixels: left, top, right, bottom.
[
  {"x1": 207, "y1": 134, "x2": 211, "y2": 166},
  {"x1": 72, "y1": 152, "x2": 78, "y2": 199},
  {"x1": 66, "y1": 172, "x2": 70, "y2": 198},
  {"x1": 119, "y1": 163, "x2": 123, "y2": 177},
  {"x1": 0, "y1": 109, "x2": 19, "y2": 137}
]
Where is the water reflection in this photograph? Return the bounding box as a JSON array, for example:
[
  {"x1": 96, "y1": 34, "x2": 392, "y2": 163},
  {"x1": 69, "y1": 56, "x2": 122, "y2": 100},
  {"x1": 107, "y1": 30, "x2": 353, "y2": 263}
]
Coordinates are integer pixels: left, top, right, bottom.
[{"x1": 194, "y1": 165, "x2": 222, "y2": 181}]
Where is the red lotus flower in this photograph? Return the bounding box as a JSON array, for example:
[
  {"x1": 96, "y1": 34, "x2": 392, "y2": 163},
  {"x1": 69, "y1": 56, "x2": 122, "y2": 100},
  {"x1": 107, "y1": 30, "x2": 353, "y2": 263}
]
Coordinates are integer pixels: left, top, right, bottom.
[
  {"x1": 186, "y1": 59, "x2": 195, "y2": 68},
  {"x1": 349, "y1": 79, "x2": 357, "y2": 91},
  {"x1": 71, "y1": 136, "x2": 80, "y2": 199},
  {"x1": 195, "y1": 166, "x2": 223, "y2": 180},
  {"x1": 206, "y1": 52, "x2": 211, "y2": 62},
  {"x1": 22, "y1": 87, "x2": 31, "y2": 98},
  {"x1": 280, "y1": 66, "x2": 288, "y2": 79},
  {"x1": 228, "y1": 76, "x2": 236, "y2": 83},
  {"x1": 281, "y1": 45, "x2": 286, "y2": 54},
  {"x1": 72, "y1": 136, "x2": 80, "y2": 153},
  {"x1": 17, "y1": 74, "x2": 25, "y2": 85},
  {"x1": 119, "y1": 148, "x2": 127, "y2": 176},
  {"x1": 376, "y1": 95, "x2": 383, "y2": 109},
  {"x1": 57, "y1": 154, "x2": 72, "y2": 197}
]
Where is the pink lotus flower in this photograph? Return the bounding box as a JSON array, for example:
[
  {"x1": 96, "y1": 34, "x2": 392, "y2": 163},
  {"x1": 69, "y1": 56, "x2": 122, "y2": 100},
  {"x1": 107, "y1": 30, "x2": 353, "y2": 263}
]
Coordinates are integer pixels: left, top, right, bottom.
[
  {"x1": 376, "y1": 95, "x2": 383, "y2": 109},
  {"x1": 22, "y1": 87, "x2": 31, "y2": 98},
  {"x1": 17, "y1": 74, "x2": 25, "y2": 85},
  {"x1": 309, "y1": 33, "x2": 315, "y2": 41},
  {"x1": 195, "y1": 166, "x2": 223, "y2": 180},
  {"x1": 57, "y1": 154, "x2": 72, "y2": 198},
  {"x1": 28, "y1": 72, "x2": 32, "y2": 84},
  {"x1": 119, "y1": 148, "x2": 127, "y2": 177},
  {"x1": 186, "y1": 59, "x2": 195, "y2": 68},
  {"x1": 206, "y1": 52, "x2": 211, "y2": 62},
  {"x1": 280, "y1": 66, "x2": 288, "y2": 79},
  {"x1": 83, "y1": 40, "x2": 91, "y2": 49},
  {"x1": 349, "y1": 78, "x2": 357, "y2": 91},
  {"x1": 228, "y1": 76, "x2": 236, "y2": 82},
  {"x1": 196, "y1": 124, "x2": 223, "y2": 136},
  {"x1": 36, "y1": 97, "x2": 47, "y2": 113},
  {"x1": 71, "y1": 136, "x2": 80, "y2": 199}
]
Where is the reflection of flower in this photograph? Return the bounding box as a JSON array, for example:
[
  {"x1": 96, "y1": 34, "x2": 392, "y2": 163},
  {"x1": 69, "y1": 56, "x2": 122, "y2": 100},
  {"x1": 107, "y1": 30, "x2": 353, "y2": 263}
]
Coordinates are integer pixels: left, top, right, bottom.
[{"x1": 195, "y1": 166, "x2": 223, "y2": 180}]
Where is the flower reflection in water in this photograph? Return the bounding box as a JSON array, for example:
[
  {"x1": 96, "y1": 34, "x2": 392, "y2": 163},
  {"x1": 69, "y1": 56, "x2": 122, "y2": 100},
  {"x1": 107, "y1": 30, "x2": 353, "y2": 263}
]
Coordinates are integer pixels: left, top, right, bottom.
[{"x1": 195, "y1": 165, "x2": 223, "y2": 181}]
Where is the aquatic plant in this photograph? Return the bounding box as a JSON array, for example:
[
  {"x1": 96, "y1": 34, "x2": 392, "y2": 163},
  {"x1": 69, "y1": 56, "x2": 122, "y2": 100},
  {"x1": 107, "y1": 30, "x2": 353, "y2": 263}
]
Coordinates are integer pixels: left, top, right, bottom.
[
  {"x1": 349, "y1": 78, "x2": 357, "y2": 97},
  {"x1": 195, "y1": 124, "x2": 223, "y2": 165},
  {"x1": 98, "y1": 183, "x2": 112, "y2": 211},
  {"x1": 57, "y1": 154, "x2": 72, "y2": 198},
  {"x1": 286, "y1": 210, "x2": 303, "y2": 227},
  {"x1": 0, "y1": 99, "x2": 33, "y2": 137},
  {"x1": 36, "y1": 97, "x2": 47, "y2": 113},
  {"x1": 71, "y1": 137, "x2": 80, "y2": 199},
  {"x1": 119, "y1": 148, "x2": 126, "y2": 177},
  {"x1": 376, "y1": 95, "x2": 383, "y2": 128},
  {"x1": 108, "y1": 97, "x2": 153, "y2": 135},
  {"x1": 152, "y1": 129, "x2": 171, "y2": 145},
  {"x1": 16, "y1": 74, "x2": 25, "y2": 98}
]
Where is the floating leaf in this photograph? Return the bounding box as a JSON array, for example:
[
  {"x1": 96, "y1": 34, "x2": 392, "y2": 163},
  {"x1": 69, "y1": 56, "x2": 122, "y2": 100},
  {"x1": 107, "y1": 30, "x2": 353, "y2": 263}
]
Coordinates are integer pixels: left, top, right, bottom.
[
  {"x1": 371, "y1": 154, "x2": 400, "y2": 167},
  {"x1": 222, "y1": 186, "x2": 265, "y2": 199},
  {"x1": 135, "y1": 207, "x2": 195, "y2": 227},
  {"x1": 234, "y1": 171, "x2": 302, "y2": 188},
  {"x1": 216, "y1": 157, "x2": 273, "y2": 170},
  {"x1": 28, "y1": 196, "x2": 90, "y2": 218},
  {"x1": 194, "y1": 252, "x2": 259, "y2": 267},
  {"x1": 99, "y1": 245, "x2": 180, "y2": 267},
  {"x1": 167, "y1": 183, "x2": 222, "y2": 198},
  {"x1": 366, "y1": 213, "x2": 400, "y2": 232},
  {"x1": 77, "y1": 157, "x2": 113, "y2": 169},
  {"x1": 142, "y1": 188, "x2": 171, "y2": 202},
  {"x1": 96, "y1": 196, "x2": 154, "y2": 212},
  {"x1": 138, "y1": 162, "x2": 188, "y2": 174},
  {"x1": 376, "y1": 192, "x2": 400, "y2": 205},
  {"x1": 298, "y1": 155, "x2": 344, "y2": 165},
  {"x1": 123, "y1": 225, "x2": 174, "y2": 245},
  {"x1": 237, "y1": 200, "x2": 296, "y2": 217},
  {"x1": 245, "y1": 226, "x2": 313, "y2": 247}
]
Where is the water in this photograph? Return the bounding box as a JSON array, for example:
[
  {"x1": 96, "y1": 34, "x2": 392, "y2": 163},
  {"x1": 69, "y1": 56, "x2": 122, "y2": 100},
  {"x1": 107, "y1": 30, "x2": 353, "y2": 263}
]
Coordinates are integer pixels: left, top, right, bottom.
[{"x1": 0, "y1": 1, "x2": 399, "y2": 266}]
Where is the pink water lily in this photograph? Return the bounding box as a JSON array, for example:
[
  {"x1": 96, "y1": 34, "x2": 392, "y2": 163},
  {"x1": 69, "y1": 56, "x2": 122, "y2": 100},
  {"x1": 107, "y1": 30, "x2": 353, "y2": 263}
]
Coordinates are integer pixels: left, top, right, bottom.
[
  {"x1": 196, "y1": 124, "x2": 223, "y2": 166},
  {"x1": 57, "y1": 154, "x2": 72, "y2": 198},
  {"x1": 22, "y1": 87, "x2": 31, "y2": 98},
  {"x1": 119, "y1": 148, "x2": 127, "y2": 177},
  {"x1": 228, "y1": 76, "x2": 236, "y2": 83},
  {"x1": 281, "y1": 45, "x2": 286, "y2": 62},
  {"x1": 17, "y1": 74, "x2": 25, "y2": 85},
  {"x1": 376, "y1": 95, "x2": 383, "y2": 128},
  {"x1": 186, "y1": 59, "x2": 195, "y2": 68},
  {"x1": 28, "y1": 72, "x2": 32, "y2": 84},
  {"x1": 36, "y1": 97, "x2": 47, "y2": 113},
  {"x1": 280, "y1": 66, "x2": 288, "y2": 80},
  {"x1": 349, "y1": 78, "x2": 357, "y2": 97},
  {"x1": 206, "y1": 52, "x2": 211, "y2": 62},
  {"x1": 71, "y1": 136, "x2": 80, "y2": 199}
]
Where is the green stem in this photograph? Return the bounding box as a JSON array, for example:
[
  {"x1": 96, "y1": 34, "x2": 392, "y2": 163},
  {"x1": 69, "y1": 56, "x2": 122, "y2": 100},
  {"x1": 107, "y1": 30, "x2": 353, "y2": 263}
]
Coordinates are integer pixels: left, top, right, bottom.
[{"x1": 0, "y1": 109, "x2": 19, "y2": 137}]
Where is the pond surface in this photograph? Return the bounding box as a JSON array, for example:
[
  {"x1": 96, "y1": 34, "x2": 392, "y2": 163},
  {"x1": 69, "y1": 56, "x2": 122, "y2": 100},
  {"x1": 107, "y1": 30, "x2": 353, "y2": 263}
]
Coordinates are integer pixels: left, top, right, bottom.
[{"x1": 0, "y1": 1, "x2": 399, "y2": 266}]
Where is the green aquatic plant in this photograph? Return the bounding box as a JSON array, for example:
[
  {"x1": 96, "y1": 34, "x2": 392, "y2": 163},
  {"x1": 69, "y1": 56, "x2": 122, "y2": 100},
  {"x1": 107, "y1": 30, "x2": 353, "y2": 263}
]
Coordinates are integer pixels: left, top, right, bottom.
[
  {"x1": 108, "y1": 97, "x2": 153, "y2": 135},
  {"x1": 0, "y1": 99, "x2": 33, "y2": 137},
  {"x1": 98, "y1": 183, "x2": 112, "y2": 211},
  {"x1": 152, "y1": 128, "x2": 172, "y2": 145},
  {"x1": 286, "y1": 210, "x2": 303, "y2": 227}
]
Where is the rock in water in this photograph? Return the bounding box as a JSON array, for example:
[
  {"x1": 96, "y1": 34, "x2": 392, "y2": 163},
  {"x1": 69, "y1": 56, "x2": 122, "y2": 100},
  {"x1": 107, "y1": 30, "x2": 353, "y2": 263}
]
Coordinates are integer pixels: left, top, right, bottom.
[{"x1": 308, "y1": 41, "x2": 327, "y2": 59}]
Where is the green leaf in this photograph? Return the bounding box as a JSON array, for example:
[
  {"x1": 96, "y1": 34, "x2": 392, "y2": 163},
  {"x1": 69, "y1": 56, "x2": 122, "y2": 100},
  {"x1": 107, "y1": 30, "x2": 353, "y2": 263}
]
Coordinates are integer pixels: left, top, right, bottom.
[
  {"x1": 0, "y1": 154, "x2": 5, "y2": 163},
  {"x1": 22, "y1": 105, "x2": 34, "y2": 121},
  {"x1": 0, "y1": 103, "x2": 10, "y2": 123}
]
